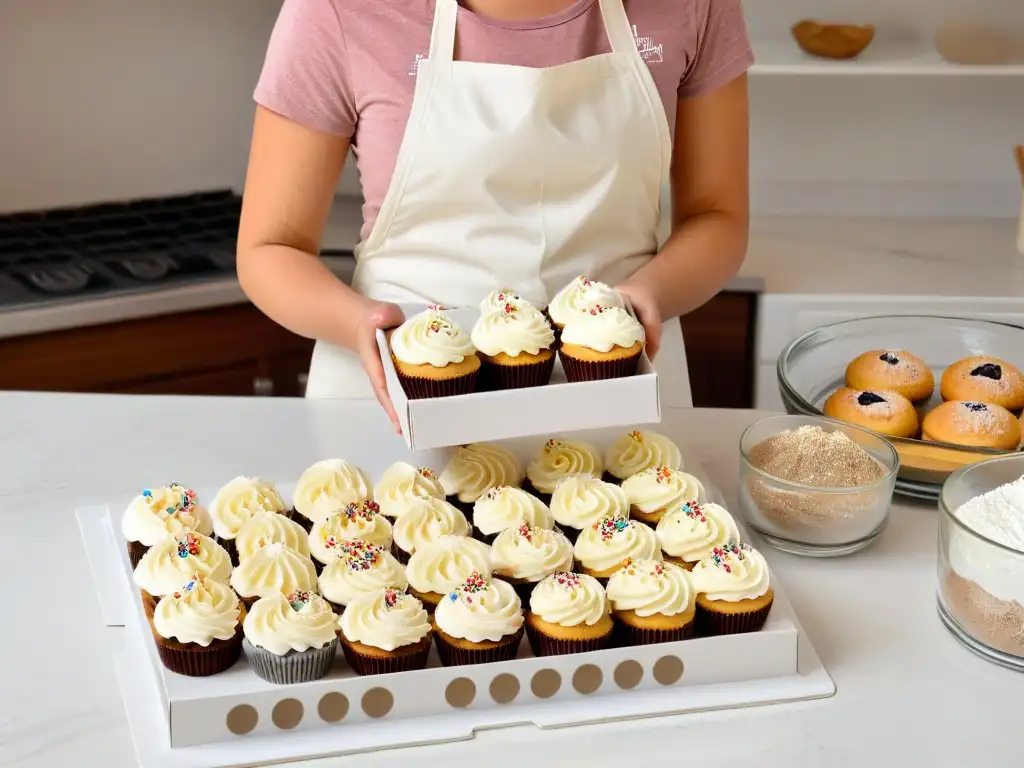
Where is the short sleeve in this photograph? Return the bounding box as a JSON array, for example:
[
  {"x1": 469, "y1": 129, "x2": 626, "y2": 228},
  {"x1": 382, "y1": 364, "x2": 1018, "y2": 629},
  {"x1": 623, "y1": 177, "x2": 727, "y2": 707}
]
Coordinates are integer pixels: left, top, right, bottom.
[
  {"x1": 678, "y1": 0, "x2": 754, "y2": 100},
  {"x1": 253, "y1": 0, "x2": 357, "y2": 137}
]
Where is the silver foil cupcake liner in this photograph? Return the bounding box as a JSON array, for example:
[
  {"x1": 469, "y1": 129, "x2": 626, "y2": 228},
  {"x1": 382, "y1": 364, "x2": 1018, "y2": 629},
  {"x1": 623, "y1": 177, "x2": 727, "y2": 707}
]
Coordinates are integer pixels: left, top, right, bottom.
[{"x1": 243, "y1": 637, "x2": 338, "y2": 684}]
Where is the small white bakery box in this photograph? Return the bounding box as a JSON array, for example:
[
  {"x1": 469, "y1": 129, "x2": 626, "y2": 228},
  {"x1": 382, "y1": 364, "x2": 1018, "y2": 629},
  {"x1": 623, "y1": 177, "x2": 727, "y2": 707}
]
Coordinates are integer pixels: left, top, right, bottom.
[{"x1": 377, "y1": 305, "x2": 660, "y2": 450}]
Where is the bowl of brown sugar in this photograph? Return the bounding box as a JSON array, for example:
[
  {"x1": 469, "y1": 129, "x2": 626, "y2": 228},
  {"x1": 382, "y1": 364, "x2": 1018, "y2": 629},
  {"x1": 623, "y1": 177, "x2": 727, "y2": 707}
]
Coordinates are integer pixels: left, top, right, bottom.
[{"x1": 739, "y1": 415, "x2": 899, "y2": 556}]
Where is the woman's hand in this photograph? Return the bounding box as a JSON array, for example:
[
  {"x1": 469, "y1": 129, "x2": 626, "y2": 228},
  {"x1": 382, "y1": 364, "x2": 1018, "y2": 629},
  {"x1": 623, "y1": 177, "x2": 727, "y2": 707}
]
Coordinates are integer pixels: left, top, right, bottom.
[
  {"x1": 356, "y1": 301, "x2": 406, "y2": 433},
  {"x1": 617, "y1": 282, "x2": 663, "y2": 361}
]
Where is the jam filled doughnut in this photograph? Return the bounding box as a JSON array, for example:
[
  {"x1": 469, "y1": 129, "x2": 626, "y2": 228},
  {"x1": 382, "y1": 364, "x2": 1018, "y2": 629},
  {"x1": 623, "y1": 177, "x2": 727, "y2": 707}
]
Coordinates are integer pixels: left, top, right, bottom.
[
  {"x1": 845, "y1": 349, "x2": 934, "y2": 403},
  {"x1": 940, "y1": 356, "x2": 1024, "y2": 412},
  {"x1": 921, "y1": 400, "x2": 1021, "y2": 450},
  {"x1": 823, "y1": 387, "x2": 920, "y2": 439}
]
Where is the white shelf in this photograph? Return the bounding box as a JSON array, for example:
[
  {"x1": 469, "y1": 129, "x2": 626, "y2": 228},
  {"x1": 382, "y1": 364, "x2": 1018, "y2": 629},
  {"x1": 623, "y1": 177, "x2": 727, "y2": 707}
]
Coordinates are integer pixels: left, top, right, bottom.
[{"x1": 750, "y1": 39, "x2": 1024, "y2": 76}]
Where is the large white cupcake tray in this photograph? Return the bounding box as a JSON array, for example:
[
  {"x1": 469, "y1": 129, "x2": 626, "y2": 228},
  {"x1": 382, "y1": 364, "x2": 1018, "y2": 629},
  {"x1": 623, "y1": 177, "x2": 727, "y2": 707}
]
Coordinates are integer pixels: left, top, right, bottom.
[{"x1": 77, "y1": 449, "x2": 834, "y2": 768}]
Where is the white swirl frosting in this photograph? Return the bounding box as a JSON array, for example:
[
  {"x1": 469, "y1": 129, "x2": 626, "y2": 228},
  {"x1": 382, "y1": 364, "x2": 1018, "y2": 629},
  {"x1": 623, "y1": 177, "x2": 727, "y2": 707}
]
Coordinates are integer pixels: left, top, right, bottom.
[
  {"x1": 390, "y1": 309, "x2": 476, "y2": 367},
  {"x1": 317, "y1": 540, "x2": 408, "y2": 607},
  {"x1": 208, "y1": 476, "x2": 286, "y2": 540},
  {"x1": 526, "y1": 438, "x2": 603, "y2": 495},
  {"x1": 528, "y1": 572, "x2": 609, "y2": 627},
  {"x1": 243, "y1": 591, "x2": 337, "y2": 655},
  {"x1": 434, "y1": 574, "x2": 524, "y2": 642},
  {"x1": 547, "y1": 275, "x2": 624, "y2": 327},
  {"x1": 471, "y1": 305, "x2": 554, "y2": 357},
  {"x1": 473, "y1": 486, "x2": 554, "y2": 537},
  {"x1": 656, "y1": 501, "x2": 741, "y2": 563},
  {"x1": 122, "y1": 485, "x2": 212, "y2": 546},
  {"x1": 622, "y1": 467, "x2": 706, "y2": 514},
  {"x1": 309, "y1": 502, "x2": 393, "y2": 564},
  {"x1": 293, "y1": 459, "x2": 372, "y2": 524},
  {"x1": 133, "y1": 531, "x2": 232, "y2": 597},
  {"x1": 392, "y1": 497, "x2": 470, "y2": 556},
  {"x1": 490, "y1": 525, "x2": 574, "y2": 581},
  {"x1": 153, "y1": 577, "x2": 240, "y2": 646},
  {"x1": 229, "y1": 542, "x2": 317, "y2": 600},
  {"x1": 339, "y1": 588, "x2": 431, "y2": 651},
  {"x1": 479, "y1": 289, "x2": 539, "y2": 316},
  {"x1": 605, "y1": 430, "x2": 683, "y2": 480},
  {"x1": 549, "y1": 474, "x2": 629, "y2": 530},
  {"x1": 573, "y1": 515, "x2": 661, "y2": 574},
  {"x1": 374, "y1": 462, "x2": 445, "y2": 518},
  {"x1": 406, "y1": 535, "x2": 492, "y2": 595},
  {"x1": 235, "y1": 512, "x2": 310, "y2": 562},
  {"x1": 440, "y1": 443, "x2": 523, "y2": 503},
  {"x1": 606, "y1": 559, "x2": 693, "y2": 617},
  {"x1": 689, "y1": 543, "x2": 771, "y2": 602},
  {"x1": 560, "y1": 305, "x2": 645, "y2": 353}
]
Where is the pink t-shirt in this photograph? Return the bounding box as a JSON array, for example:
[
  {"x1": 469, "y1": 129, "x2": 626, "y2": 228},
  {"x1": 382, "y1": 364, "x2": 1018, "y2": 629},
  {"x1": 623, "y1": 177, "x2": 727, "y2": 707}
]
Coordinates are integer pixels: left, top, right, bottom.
[{"x1": 255, "y1": 0, "x2": 753, "y2": 241}]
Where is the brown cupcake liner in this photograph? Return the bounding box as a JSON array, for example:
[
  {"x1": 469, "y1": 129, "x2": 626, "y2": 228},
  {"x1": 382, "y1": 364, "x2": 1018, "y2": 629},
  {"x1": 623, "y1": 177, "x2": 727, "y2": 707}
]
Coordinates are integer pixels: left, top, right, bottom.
[
  {"x1": 127, "y1": 540, "x2": 149, "y2": 570},
  {"x1": 140, "y1": 590, "x2": 158, "y2": 618},
  {"x1": 395, "y1": 366, "x2": 479, "y2": 400},
  {"x1": 696, "y1": 600, "x2": 773, "y2": 636},
  {"x1": 558, "y1": 349, "x2": 641, "y2": 383},
  {"x1": 525, "y1": 622, "x2": 613, "y2": 656},
  {"x1": 434, "y1": 628, "x2": 524, "y2": 667},
  {"x1": 215, "y1": 536, "x2": 239, "y2": 567},
  {"x1": 614, "y1": 620, "x2": 694, "y2": 647},
  {"x1": 155, "y1": 629, "x2": 244, "y2": 677},
  {"x1": 479, "y1": 354, "x2": 556, "y2": 391},
  {"x1": 243, "y1": 637, "x2": 338, "y2": 684},
  {"x1": 341, "y1": 637, "x2": 432, "y2": 675}
]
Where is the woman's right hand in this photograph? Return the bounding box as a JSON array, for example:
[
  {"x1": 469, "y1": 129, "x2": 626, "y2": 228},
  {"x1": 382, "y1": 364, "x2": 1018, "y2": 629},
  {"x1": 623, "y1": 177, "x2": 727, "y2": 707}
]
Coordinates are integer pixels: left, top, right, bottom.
[{"x1": 355, "y1": 300, "x2": 406, "y2": 434}]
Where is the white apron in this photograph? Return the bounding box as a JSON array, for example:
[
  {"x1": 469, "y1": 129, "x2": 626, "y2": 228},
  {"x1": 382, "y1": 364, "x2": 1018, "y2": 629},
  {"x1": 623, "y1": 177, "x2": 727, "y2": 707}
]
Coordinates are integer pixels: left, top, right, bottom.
[{"x1": 306, "y1": 0, "x2": 693, "y2": 407}]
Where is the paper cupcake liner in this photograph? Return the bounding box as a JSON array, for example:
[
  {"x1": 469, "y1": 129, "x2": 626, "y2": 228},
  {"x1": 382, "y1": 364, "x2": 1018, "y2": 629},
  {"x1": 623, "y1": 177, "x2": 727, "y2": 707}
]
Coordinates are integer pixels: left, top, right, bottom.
[
  {"x1": 614, "y1": 620, "x2": 694, "y2": 647},
  {"x1": 525, "y1": 622, "x2": 613, "y2": 656},
  {"x1": 341, "y1": 637, "x2": 432, "y2": 676},
  {"x1": 395, "y1": 366, "x2": 479, "y2": 400},
  {"x1": 155, "y1": 630, "x2": 243, "y2": 677},
  {"x1": 243, "y1": 637, "x2": 338, "y2": 684},
  {"x1": 215, "y1": 536, "x2": 239, "y2": 566},
  {"x1": 434, "y1": 628, "x2": 524, "y2": 667},
  {"x1": 558, "y1": 349, "x2": 641, "y2": 383},
  {"x1": 140, "y1": 590, "x2": 158, "y2": 618},
  {"x1": 696, "y1": 599, "x2": 773, "y2": 636},
  {"x1": 127, "y1": 540, "x2": 149, "y2": 570},
  {"x1": 480, "y1": 355, "x2": 555, "y2": 391}
]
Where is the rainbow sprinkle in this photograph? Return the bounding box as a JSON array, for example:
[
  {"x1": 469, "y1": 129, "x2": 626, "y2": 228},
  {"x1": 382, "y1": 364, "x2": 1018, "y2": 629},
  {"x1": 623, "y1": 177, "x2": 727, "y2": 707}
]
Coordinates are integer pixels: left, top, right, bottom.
[
  {"x1": 654, "y1": 466, "x2": 673, "y2": 483},
  {"x1": 594, "y1": 515, "x2": 630, "y2": 541},
  {"x1": 552, "y1": 572, "x2": 581, "y2": 590},
  {"x1": 448, "y1": 571, "x2": 489, "y2": 605},
  {"x1": 383, "y1": 588, "x2": 401, "y2": 609},
  {"x1": 337, "y1": 539, "x2": 383, "y2": 570},
  {"x1": 680, "y1": 501, "x2": 704, "y2": 522},
  {"x1": 173, "y1": 573, "x2": 200, "y2": 599},
  {"x1": 417, "y1": 467, "x2": 435, "y2": 479},
  {"x1": 426, "y1": 303, "x2": 446, "y2": 311},
  {"x1": 286, "y1": 591, "x2": 311, "y2": 611},
  {"x1": 143, "y1": 484, "x2": 197, "y2": 518},
  {"x1": 483, "y1": 486, "x2": 508, "y2": 501},
  {"x1": 629, "y1": 430, "x2": 643, "y2": 443},
  {"x1": 710, "y1": 543, "x2": 747, "y2": 573},
  {"x1": 513, "y1": 522, "x2": 534, "y2": 542},
  {"x1": 176, "y1": 532, "x2": 200, "y2": 559},
  {"x1": 342, "y1": 500, "x2": 380, "y2": 521},
  {"x1": 544, "y1": 439, "x2": 561, "y2": 453}
]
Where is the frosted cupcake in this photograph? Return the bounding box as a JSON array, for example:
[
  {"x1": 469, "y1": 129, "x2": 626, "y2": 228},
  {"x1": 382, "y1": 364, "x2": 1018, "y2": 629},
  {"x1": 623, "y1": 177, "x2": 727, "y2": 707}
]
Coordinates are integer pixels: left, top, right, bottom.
[
  {"x1": 689, "y1": 543, "x2": 774, "y2": 635},
  {"x1": 440, "y1": 442, "x2": 524, "y2": 513},
  {"x1": 309, "y1": 501, "x2": 393, "y2": 568},
  {"x1": 473, "y1": 486, "x2": 553, "y2": 543},
  {"x1": 134, "y1": 531, "x2": 231, "y2": 611},
  {"x1": 392, "y1": 497, "x2": 470, "y2": 564},
  {"x1": 573, "y1": 513, "x2": 661, "y2": 581},
  {"x1": 406, "y1": 535, "x2": 492, "y2": 612},
  {"x1": 229, "y1": 542, "x2": 318, "y2": 607},
  {"x1": 656, "y1": 501, "x2": 740, "y2": 570},
  {"x1": 242, "y1": 591, "x2": 338, "y2": 684},
  {"x1": 235, "y1": 511, "x2": 310, "y2": 563},
  {"x1": 549, "y1": 474, "x2": 629, "y2": 543},
  {"x1": 208, "y1": 476, "x2": 287, "y2": 562},
  {"x1": 523, "y1": 437, "x2": 603, "y2": 503},
  {"x1": 547, "y1": 274, "x2": 625, "y2": 338},
  {"x1": 525, "y1": 572, "x2": 613, "y2": 656},
  {"x1": 471, "y1": 301, "x2": 556, "y2": 390},
  {"x1": 374, "y1": 462, "x2": 445, "y2": 520},
  {"x1": 490, "y1": 523, "x2": 574, "y2": 607},
  {"x1": 606, "y1": 559, "x2": 695, "y2": 645},
  {"x1": 389, "y1": 308, "x2": 481, "y2": 399},
  {"x1": 151, "y1": 575, "x2": 244, "y2": 677},
  {"x1": 317, "y1": 539, "x2": 407, "y2": 613},
  {"x1": 339, "y1": 588, "x2": 433, "y2": 675},
  {"x1": 604, "y1": 429, "x2": 683, "y2": 483},
  {"x1": 559, "y1": 305, "x2": 645, "y2": 382},
  {"x1": 122, "y1": 484, "x2": 212, "y2": 568},
  {"x1": 433, "y1": 573, "x2": 525, "y2": 666},
  {"x1": 621, "y1": 466, "x2": 706, "y2": 526},
  {"x1": 293, "y1": 459, "x2": 372, "y2": 529}
]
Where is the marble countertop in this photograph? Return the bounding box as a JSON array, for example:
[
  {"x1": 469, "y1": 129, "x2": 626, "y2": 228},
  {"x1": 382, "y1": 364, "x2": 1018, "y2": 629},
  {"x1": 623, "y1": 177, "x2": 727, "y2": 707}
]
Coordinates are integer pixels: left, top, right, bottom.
[{"x1": 2, "y1": 395, "x2": 1018, "y2": 767}]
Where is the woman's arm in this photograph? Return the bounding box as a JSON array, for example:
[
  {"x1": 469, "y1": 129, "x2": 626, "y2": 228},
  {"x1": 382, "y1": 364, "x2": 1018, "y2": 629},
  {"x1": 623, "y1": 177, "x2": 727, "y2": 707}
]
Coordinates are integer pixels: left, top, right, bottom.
[{"x1": 618, "y1": 74, "x2": 750, "y2": 358}]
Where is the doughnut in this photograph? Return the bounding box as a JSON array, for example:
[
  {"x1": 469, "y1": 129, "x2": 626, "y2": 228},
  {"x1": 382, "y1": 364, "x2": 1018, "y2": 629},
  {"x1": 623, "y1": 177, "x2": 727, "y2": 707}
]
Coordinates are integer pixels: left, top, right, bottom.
[
  {"x1": 845, "y1": 349, "x2": 934, "y2": 403},
  {"x1": 920, "y1": 400, "x2": 1021, "y2": 450},
  {"x1": 823, "y1": 387, "x2": 919, "y2": 439},
  {"x1": 940, "y1": 356, "x2": 1024, "y2": 412}
]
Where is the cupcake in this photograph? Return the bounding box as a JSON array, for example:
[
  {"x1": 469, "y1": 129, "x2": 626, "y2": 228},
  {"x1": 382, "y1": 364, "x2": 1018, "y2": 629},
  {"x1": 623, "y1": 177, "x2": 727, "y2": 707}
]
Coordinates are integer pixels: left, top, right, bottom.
[
  {"x1": 122, "y1": 484, "x2": 211, "y2": 568},
  {"x1": 133, "y1": 530, "x2": 231, "y2": 612},
  {"x1": 606, "y1": 559, "x2": 695, "y2": 645},
  {"x1": 558, "y1": 305, "x2": 645, "y2": 382},
  {"x1": 573, "y1": 513, "x2": 661, "y2": 581},
  {"x1": 525, "y1": 571, "x2": 613, "y2": 656},
  {"x1": 689, "y1": 543, "x2": 774, "y2": 635},
  {"x1": 392, "y1": 497, "x2": 470, "y2": 564},
  {"x1": 547, "y1": 275, "x2": 625, "y2": 340},
  {"x1": 490, "y1": 523, "x2": 574, "y2": 607},
  {"x1": 242, "y1": 591, "x2": 338, "y2": 684},
  {"x1": 317, "y1": 539, "x2": 407, "y2": 613},
  {"x1": 549, "y1": 474, "x2": 629, "y2": 544},
  {"x1": 472, "y1": 486, "x2": 553, "y2": 543},
  {"x1": 656, "y1": 501, "x2": 740, "y2": 570},
  {"x1": 309, "y1": 501, "x2": 394, "y2": 568},
  {"x1": 621, "y1": 466, "x2": 706, "y2": 526},
  {"x1": 604, "y1": 429, "x2": 683, "y2": 483},
  {"x1": 523, "y1": 437, "x2": 603, "y2": 503},
  {"x1": 339, "y1": 587, "x2": 433, "y2": 675},
  {"x1": 235, "y1": 511, "x2": 310, "y2": 562},
  {"x1": 440, "y1": 442, "x2": 524, "y2": 514},
  {"x1": 374, "y1": 462, "x2": 445, "y2": 520},
  {"x1": 150, "y1": 575, "x2": 244, "y2": 677},
  {"x1": 433, "y1": 573, "x2": 525, "y2": 666},
  {"x1": 941, "y1": 356, "x2": 1024, "y2": 412},
  {"x1": 388, "y1": 308, "x2": 480, "y2": 399},
  {"x1": 471, "y1": 301, "x2": 556, "y2": 390},
  {"x1": 293, "y1": 459, "x2": 372, "y2": 530},
  {"x1": 229, "y1": 541, "x2": 318, "y2": 607},
  {"x1": 208, "y1": 476, "x2": 287, "y2": 563},
  {"x1": 406, "y1": 535, "x2": 492, "y2": 612}
]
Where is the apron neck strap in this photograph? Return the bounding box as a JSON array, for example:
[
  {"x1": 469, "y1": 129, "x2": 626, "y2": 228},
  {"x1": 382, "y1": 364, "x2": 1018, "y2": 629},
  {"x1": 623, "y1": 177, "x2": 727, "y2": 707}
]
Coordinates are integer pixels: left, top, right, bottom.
[
  {"x1": 598, "y1": 0, "x2": 636, "y2": 55},
  {"x1": 429, "y1": 0, "x2": 458, "y2": 64}
]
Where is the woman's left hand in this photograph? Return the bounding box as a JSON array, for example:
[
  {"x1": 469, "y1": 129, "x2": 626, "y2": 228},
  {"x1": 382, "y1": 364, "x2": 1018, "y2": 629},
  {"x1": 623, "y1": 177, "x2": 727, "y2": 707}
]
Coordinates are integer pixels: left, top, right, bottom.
[{"x1": 616, "y1": 282, "x2": 662, "y2": 361}]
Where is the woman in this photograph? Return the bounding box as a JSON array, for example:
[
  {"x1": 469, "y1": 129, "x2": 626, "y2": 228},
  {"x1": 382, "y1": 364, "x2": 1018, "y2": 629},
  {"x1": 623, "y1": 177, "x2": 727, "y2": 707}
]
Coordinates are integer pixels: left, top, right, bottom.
[{"x1": 238, "y1": 0, "x2": 752, "y2": 430}]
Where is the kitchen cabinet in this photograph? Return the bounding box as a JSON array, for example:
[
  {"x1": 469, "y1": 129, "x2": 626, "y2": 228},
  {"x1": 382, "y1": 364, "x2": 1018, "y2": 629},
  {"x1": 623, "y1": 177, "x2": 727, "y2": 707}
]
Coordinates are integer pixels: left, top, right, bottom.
[{"x1": 680, "y1": 291, "x2": 758, "y2": 409}]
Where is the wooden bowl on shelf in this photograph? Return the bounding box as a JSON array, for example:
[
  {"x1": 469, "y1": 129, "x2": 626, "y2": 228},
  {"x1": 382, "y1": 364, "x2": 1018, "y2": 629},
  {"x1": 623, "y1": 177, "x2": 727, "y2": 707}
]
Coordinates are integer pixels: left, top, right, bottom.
[{"x1": 791, "y1": 20, "x2": 876, "y2": 60}]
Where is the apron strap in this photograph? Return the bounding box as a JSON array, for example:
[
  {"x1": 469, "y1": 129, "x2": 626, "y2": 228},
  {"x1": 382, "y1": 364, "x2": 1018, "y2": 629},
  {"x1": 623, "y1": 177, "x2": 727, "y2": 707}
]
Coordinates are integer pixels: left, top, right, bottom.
[
  {"x1": 429, "y1": 0, "x2": 458, "y2": 65},
  {"x1": 598, "y1": 0, "x2": 637, "y2": 56}
]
